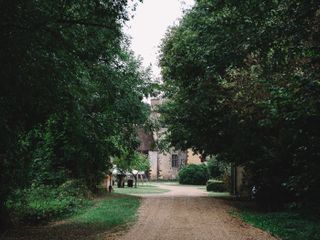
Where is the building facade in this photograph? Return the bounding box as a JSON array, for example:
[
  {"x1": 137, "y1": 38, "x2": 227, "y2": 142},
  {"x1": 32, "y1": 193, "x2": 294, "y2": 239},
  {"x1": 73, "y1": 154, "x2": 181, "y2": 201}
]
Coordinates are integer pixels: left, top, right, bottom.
[{"x1": 139, "y1": 98, "x2": 204, "y2": 180}]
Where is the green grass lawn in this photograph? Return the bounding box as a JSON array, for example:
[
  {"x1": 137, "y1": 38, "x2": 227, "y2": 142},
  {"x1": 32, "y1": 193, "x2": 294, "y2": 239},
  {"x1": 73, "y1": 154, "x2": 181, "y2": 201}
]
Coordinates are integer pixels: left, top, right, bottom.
[
  {"x1": 113, "y1": 184, "x2": 170, "y2": 195},
  {"x1": 3, "y1": 194, "x2": 140, "y2": 240},
  {"x1": 70, "y1": 194, "x2": 140, "y2": 230},
  {"x1": 156, "y1": 181, "x2": 180, "y2": 186},
  {"x1": 237, "y1": 209, "x2": 320, "y2": 240}
]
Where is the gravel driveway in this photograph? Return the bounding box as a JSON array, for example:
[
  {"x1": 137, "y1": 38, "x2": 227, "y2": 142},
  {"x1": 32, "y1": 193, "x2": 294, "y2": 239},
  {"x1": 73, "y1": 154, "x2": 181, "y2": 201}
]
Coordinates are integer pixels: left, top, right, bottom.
[{"x1": 115, "y1": 183, "x2": 277, "y2": 240}]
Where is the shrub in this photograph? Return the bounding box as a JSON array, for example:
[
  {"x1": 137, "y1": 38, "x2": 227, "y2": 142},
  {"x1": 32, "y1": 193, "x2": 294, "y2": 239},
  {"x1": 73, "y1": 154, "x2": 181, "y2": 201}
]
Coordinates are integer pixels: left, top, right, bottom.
[
  {"x1": 206, "y1": 157, "x2": 229, "y2": 179},
  {"x1": 222, "y1": 171, "x2": 231, "y2": 192},
  {"x1": 178, "y1": 164, "x2": 209, "y2": 185},
  {"x1": 206, "y1": 180, "x2": 227, "y2": 192},
  {"x1": 6, "y1": 180, "x2": 91, "y2": 224}
]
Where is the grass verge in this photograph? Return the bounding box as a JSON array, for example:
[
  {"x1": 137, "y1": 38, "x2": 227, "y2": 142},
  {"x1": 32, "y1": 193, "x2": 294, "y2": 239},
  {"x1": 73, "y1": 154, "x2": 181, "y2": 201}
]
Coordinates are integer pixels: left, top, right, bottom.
[
  {"x1": 3, "y1": 193, "x2": 140, "y2": 240},
  {"x1": 236, "y1": 209, "x2": 320, "y2": 240},
  {"x1": 114, "y1": 184, "x2": 170, "y2": 195},
  {"x1": 70, "y1": 194, "x2": 140, "y2": 230}
]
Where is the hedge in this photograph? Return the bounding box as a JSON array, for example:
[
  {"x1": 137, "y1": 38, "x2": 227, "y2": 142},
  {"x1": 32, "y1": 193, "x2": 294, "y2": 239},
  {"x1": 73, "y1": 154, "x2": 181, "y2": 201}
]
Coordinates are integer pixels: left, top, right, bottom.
[
  {"x1": 178, "y1": 164, "x2": 209, "y2": 185},
  {"x1": 206, "y1": 180, "x2": 227, "y2": 192}
]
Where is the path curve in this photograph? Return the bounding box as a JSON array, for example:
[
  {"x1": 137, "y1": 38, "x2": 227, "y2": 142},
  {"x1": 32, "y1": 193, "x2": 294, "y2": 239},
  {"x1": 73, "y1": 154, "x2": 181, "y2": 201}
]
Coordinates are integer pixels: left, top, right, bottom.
[{"x1": 114, "y1": 183, "x2": 277, "y2": 240}]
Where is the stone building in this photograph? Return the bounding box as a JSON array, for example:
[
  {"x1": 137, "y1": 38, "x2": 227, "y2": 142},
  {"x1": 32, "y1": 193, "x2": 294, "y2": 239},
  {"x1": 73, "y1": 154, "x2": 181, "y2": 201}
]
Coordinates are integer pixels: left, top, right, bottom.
[
  {"x1": 186, "y1": 149, "x2": 203, "y2": 165},
  {"x1": 137, "y1": 98, "x2": 204, "y2": 180},
  {"x1": 137, "y1": 98, "x2": 245, "y2": 195}
]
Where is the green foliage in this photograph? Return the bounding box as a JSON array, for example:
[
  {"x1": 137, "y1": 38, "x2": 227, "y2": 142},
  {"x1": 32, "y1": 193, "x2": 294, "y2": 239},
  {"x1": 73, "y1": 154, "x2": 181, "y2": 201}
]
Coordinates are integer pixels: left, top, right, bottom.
[
  {"x1": 159, "y1": 0, "x2": 320, "y2": 208},
  {"x1": 3, "y1": 194, "x2": 140, "y2": 240},
  {"x1": 6, "y1": 181, "x2": 91, "y2": 224},
  {"x1": 207, "y1": 157, "x2": 229, "y2": 180},
  {"x1": 114, "y1": 151, "x2": 150, "y2": 173},
  {"x1": 238, "y1": 210, "x2": 320, "y2": 240},
  {"x1": 0, "y1": 0, "x2": 151, "y2": 226},
  {"x1": 130, "y1": 152, "x2": 151, "y2": 172},
  {"x1": 206, "y1": 180, "x2": 227, "y2": 192},
  {"x1": 178, "y1": 164, "x2": 209, "y2": 185}
]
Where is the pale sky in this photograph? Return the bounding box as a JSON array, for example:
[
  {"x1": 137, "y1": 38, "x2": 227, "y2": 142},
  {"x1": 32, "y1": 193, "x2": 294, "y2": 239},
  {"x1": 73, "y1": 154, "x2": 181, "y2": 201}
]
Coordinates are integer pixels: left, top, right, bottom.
[{"x1": 124, "y1": 0, "x2": 195, "y2": 79}]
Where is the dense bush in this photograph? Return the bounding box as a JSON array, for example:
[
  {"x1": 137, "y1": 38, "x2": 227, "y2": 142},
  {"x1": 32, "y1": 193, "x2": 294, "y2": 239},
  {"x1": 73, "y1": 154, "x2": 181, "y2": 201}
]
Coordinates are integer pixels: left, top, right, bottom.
[
  {"x1": 5, "y1": 181, "x2": 91, "y2": 224},
  {"x1": 206, "y1": 180, "x2": 227, "y2": 192},
  {"x1": 207, "y1": 157, "x2": 230, "y2": 180},
  {"x1": 178, "y1": 164, "x2": 209, "y2": 185}
]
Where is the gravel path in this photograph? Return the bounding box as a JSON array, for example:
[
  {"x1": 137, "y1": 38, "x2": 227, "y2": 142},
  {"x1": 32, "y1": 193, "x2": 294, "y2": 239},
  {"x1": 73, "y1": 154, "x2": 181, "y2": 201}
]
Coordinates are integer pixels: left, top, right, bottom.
[{"x1": 116, "y1": 183, "x2": 277, "y2": 240}]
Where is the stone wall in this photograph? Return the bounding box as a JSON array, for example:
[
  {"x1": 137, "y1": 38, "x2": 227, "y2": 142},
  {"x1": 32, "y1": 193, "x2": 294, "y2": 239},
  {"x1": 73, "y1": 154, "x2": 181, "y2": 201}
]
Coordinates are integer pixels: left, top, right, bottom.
[
  {"x1": 148, "y1": 151, "x2": 158, "y2": 180},
  {"x1": 148, "y1": 150, "x2": 187, "y2": 180},
  {"x1": 186, "y1": 149, "x2": 202, "y2": 165}
]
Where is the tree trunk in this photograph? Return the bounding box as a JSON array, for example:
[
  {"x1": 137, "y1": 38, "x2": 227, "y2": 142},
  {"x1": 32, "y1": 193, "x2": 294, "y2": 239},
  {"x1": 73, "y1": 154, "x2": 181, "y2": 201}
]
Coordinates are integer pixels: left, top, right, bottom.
[
  {"x1": 134, "y1": 175, "x2": 137, "y2": 188},
  {"x1": 117, "y1": 175, "x2": 125, "y2": 188},
  {"x1": 0, "y1": 203, "x2": 10, "y2": 231}
]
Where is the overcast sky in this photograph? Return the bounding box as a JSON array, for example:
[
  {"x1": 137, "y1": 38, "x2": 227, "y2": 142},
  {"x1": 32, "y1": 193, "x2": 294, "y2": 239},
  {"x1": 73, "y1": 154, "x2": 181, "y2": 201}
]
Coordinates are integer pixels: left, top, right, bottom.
[{"x1": 124, "y1": 0, "x2": 195, "y2": 79}]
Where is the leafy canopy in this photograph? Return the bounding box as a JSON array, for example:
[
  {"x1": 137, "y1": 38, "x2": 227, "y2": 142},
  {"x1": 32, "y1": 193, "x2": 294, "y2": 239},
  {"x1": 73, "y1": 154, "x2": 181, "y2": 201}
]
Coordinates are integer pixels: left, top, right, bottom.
[
  {"x1": 159, "y1": 0, "x2": 320, "y2": 207},
  {"x1": 0, "y1": 0, "x2": 151, "y2": 225}
]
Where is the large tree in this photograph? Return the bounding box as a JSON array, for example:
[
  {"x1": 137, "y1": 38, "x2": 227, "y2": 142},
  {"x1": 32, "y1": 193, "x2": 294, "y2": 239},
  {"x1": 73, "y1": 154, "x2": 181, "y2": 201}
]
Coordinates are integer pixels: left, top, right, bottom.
[
  {"x1": 159, "y1": 0, "x2": 320, "y2": 208},
  {"x1": 0, "y1": 0, "x2": 151, "y2": 227}
]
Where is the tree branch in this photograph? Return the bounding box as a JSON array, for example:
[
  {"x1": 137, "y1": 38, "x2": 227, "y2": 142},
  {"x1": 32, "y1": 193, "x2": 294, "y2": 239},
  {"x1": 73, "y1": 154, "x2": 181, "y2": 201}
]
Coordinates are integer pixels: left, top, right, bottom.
[{"x1": 56, "y1": 19, "x2": 114, "y2": 29}]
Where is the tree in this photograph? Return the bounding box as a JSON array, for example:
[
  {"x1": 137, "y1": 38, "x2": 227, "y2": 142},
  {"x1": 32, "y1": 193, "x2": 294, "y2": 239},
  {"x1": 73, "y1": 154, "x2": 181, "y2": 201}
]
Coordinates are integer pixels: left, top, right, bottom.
[
  {"x1": 113, "y1": 151, "x2": 150, "y2": 188},
  {"x1": 207, "y1": 157, "x2": 229, "y2": 180},
  {"x1": 0, "y1": 0, "x2": 151, "y2": 227},
  {"x1": 159, "y1": 0, "x2": 320, "y2": 208}
]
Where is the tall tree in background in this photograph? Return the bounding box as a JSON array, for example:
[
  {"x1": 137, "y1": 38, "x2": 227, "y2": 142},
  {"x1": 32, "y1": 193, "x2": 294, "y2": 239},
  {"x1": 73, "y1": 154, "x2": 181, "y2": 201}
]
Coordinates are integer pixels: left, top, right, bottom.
[
  {"x1": 0, "y1": 0, "x2": 151, "y2": 227},
  {"x1": 160, "y1": 0, "x2": 320, "y2": 208}
]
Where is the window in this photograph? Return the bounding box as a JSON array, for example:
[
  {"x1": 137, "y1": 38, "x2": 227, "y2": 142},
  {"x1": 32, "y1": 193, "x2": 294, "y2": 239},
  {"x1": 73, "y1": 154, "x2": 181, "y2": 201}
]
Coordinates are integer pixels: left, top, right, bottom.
[{"x1": 172, "y1": 154, "x2": 179, "y2": 168}]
